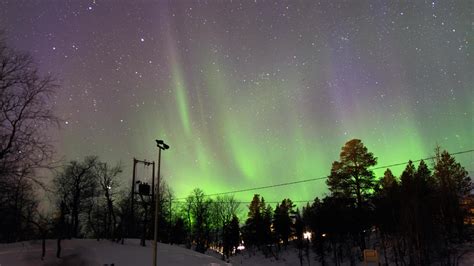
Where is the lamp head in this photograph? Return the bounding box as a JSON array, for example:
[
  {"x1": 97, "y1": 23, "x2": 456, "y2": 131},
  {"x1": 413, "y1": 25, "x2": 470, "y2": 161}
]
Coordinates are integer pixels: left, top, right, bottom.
[{"x1": 155, "y1": 139, "x2": 170, "y2": 150}]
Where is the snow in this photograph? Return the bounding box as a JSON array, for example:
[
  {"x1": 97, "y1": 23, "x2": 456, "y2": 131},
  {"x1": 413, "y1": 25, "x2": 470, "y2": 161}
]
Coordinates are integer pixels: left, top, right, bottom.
[
  {"x1": 1, "y1": 239, "x2": 473, "y2": 265},
  {"x1": 216, "y1": 245, "x2": 474, "y2": 266},
  {"x1": 0, "y1": 239, "x2": 229, "y2": 266}
]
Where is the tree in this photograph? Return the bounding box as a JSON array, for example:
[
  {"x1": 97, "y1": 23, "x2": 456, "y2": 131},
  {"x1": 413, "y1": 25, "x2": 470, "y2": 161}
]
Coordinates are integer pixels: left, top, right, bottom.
[
  {"x1": 171, "y1": 217, "x2": 187, "y2": 245},
  {"x1": 326, "y1": 139, "x2": 377, "y2": 251},
  {"x1": 398, "y1": 160, "x2": 438, "y2": 265},
  {"x1": 0, "y1": 169, "x2": 38, "y2": 242},
  {"x1": 95, "y1": 162, "x2": 122, "y2": 240},
  {"x1": 326, "y1": 139, "x2": 377, "y2": 209},
  {"x1": 114, "y1": 191, "x2": 133, "y2": 244},
  {"x1": 0, "y1": 34, "x2": 58, "y2": 180},
  {"x1": 186, "y1": 188, "x2": 213, "y2": 253},
  {"x1": 377, "y1": 168, "x2": 397, "y2": 192},
  {"x1": 305, "y1": 195, "x2": 358, "y2": 266},
  {"x1": 223, "y1": 215, "x2": 240, "y2": 260},
  {"x1": 0, "y1": 33, "x2": 58, "y2": 243},
  {"x1": 373, "y1": 169, "x2": 402, "y2": 265},
  {"x1": 435, "y1": 149, "x2": 471, "y2": 195},
  {"x1": 293, "y1": 208, "x2": 306, "y2": 266},
  {"x1": 213, "y1": 195, "x2": 240, "y2": 260},
  {"x1": 157, "y1": 178, "x2": 174, "y2": 243},
  {"x1": 215, "y1": 195, "x2": 240, "y2": 228},
  {"x1": 433, "y1": 148, "x2": 472, "y2": 264},
  {"x1": 54, "y1": 156, "x2": 99, "y2": 238},
  {"x1": 273, "y1": 198, "x2": 295, "y2": 247},
  {"x1": 243, "y1": 194, "x2": 273, "y2": 250}
]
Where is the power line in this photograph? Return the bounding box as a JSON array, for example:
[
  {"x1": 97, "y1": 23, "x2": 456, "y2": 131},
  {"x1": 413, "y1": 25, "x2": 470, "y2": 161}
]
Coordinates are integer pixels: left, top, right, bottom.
[
  {"x1": 174, "y1": 149, "x2": 474, "y2": 200},
  {"x1": 172, "y1": 200, "x2": 311, "y2": 204},
  {"x1": 371, "y1": 149, "x2": 474, "y2": 170}
]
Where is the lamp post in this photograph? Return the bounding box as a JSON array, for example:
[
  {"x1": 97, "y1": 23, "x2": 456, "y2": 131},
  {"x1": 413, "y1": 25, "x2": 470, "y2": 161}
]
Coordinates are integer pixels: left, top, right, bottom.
[{"x1": 153, "y1": 139, "x2": 169, "y2": 266}]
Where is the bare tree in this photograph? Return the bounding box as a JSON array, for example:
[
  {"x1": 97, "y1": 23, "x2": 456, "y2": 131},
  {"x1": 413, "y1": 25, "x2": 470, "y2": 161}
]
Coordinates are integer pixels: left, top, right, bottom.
[
  {"x1": 186, "y1": 188, "x2": 213, "y2": 253},
  {"x1": 54, "y1": 156, "x2": 99, "y2": 238},
  {"x1": 0, "y1": 33, "x2": 58, "y2": 242},
  {"x1": 157, "y1": 178, "x2": 174, "y2": 242},
  {"x1": 214, "y1": 195, "x2": 240, "y2": 260},
  {"x1": 95, "y1": 162, "x2": 122, "y2": 239},
  {"x1": 215, "y1": 195, "x2": 240, "y2": 227},
  {"x1": 0, "y1": 169, "x2": 38, "y2": 242},
  {"x1": 0, "y1": 33, "x2": 59, "y2": 182}
]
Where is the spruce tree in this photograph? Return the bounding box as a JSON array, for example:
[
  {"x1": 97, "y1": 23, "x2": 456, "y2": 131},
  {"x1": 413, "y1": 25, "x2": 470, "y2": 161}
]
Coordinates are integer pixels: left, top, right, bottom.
[
  {"x1": 434, "y1": 148, "x2": 472, "y2": 263},
  {"x1": 273, "y1": 198, "x2": 295, "y2": 247},
  {"x1": 243, "y1": 194, "x2": 270, "y2": 249},
  {"x1": 223, "y1": 215, "x2": 240, "y2": 260}
]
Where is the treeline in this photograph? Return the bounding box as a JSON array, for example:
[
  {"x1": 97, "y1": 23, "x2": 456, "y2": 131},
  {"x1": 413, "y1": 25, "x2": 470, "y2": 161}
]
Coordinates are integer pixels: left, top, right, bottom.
[
  {"x1": 302, "y1": 141, "x2": 472, "y2": 265},
  {"x1": 166, "y1": 140, "x2": 472, "y2": 265}
]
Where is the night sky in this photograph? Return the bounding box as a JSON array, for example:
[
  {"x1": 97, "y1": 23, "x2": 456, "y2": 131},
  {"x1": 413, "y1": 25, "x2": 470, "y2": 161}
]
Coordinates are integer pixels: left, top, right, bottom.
[{"x1": 1, "y1": 1, "x2": 472, "y2": 204}]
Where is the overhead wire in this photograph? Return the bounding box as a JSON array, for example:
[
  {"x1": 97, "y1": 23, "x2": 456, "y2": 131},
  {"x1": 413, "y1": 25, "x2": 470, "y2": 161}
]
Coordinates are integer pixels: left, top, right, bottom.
[{"x1": 173, "y1": 149, "x2": 474, "y2": 201}]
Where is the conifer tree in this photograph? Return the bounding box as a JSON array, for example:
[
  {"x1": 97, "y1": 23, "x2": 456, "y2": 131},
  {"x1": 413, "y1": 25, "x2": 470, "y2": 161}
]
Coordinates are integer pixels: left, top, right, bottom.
[
  {"x1": 326, "y1": 139, "x2": 377, "y2": 209},
  {"x1": 223, "y1": 215, "x2": 240, "y2": 259},
  {"x1": 243, "y1": 194, "x2": 274, "y2": 250},
  {"x1": 373, "y1": 168, "x2": 400, "y2": 265},
  {"x1": 273, "y1": 198, "x2": 295, "y2": 247},
  {"x1": 326, "y1": 139, "x2": 377, "y2": 251},
  {"x1": 434, "y1": 149, "x2": 472, "y2": 263}
]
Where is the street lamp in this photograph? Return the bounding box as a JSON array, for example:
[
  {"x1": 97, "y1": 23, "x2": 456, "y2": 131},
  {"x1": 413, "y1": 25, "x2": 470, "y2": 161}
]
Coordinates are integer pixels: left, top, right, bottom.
[{"x1": 153, "y1": 139, "x2": 169, "y2": 266}]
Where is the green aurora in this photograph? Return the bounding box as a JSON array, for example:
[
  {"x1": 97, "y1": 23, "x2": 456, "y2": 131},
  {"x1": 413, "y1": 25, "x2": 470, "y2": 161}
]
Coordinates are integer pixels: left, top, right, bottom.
[{"x1": 1, "y1": 1, "x2": 471, "y2": 207}]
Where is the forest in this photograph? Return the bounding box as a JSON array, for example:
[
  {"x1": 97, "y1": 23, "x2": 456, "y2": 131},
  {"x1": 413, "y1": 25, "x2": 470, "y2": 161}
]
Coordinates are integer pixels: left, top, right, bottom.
[{"x1": 0, "y1": 33, "x2": 472, "y2": 265}]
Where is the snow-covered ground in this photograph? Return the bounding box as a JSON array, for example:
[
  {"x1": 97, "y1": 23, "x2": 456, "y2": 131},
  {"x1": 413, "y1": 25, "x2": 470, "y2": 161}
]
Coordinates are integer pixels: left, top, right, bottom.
[
  {"x1": 1, "y1": 239, "x2": 473, "y2": 265},
  {"x1": 214, "y1": 245, "x2": 474, "y2": 266},
  {"x1": 0, "y1": 239, "x2": 228, "y2": 266}
]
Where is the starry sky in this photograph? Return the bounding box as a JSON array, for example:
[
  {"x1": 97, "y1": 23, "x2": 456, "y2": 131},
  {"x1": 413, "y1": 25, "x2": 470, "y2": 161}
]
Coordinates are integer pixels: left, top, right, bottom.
[{"x1": 1, "y1": 0, "x2": 472, "y2": 205}]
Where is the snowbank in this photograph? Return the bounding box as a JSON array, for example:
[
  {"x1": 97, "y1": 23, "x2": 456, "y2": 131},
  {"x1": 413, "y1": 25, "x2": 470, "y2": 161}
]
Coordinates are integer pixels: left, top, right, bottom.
[{"x1": 0, "y1": 239, "x2": 229, "y2": 266}]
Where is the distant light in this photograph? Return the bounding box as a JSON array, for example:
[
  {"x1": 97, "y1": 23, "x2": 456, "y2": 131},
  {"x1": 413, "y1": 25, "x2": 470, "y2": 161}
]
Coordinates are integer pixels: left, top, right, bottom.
[
  {"x1": 65, "y1": 121, "x2": 69, "y2": 125},
  {"x1": 321, "y1": 233, "x2": 326, "y2": 237},
  {"x1": 237, "y1": 244, "x2": 245, "y2": 250},
  {"x1": 107, "y1": 186, "x2": 112, "y2": 190},
  {"x1": 88, "y1": 6, "x2": 92, "y2": 10},
  {"x1": 140, "y1": 38, "x2": 145, "y2": 42},
  {"x1": 303, "y1": 231, "x2": 312, "y2": 240}
]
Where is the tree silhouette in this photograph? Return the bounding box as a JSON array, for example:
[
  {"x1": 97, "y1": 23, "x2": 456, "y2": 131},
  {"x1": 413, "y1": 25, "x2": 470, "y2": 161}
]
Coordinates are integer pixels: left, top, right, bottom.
[
  {"x1": 243, "y1": 194, "x2": 273, "y2": 251},
  {"x1": 95, "y1": 162, "x2": 122, "y2": 240},
  {"x1": 186, "y1": 188, "x2": 212, "y2": 253},
  {"x1": 326, "y1": 139, "x2": 377, "y2": 208},
  {"x1": 273, "y1": 198, "x2": 295, "y2": 247},
  {"x1": 223, "y1": 215, "x2": 240, "y2": 260},
  {"x1": 54, "y1": 156, "x2": 99, "y2": 238},
  {"x1": 373, "y1": 169, "x2": 401, "y2": 265},
  {"x1": 434, "y1": 148, "x2": 472, "y2": 264},
  {"x1": 326, "y1": 139, "x2": 377, "y2": 251},
  {"x1": 0, "y1": 33, "x2": 59, "y2": 243},
  {"x1": 0, "y1": 34, "x2": 58, "y2": 179},
  {"x1": 399, "y1": 160, "x2": 438, "y2": 264}
]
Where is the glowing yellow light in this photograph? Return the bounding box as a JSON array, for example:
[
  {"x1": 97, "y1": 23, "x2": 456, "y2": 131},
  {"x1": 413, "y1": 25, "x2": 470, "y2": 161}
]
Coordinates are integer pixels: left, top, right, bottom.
[{"x1": 303, "y1": 231, "x2": 312, "y2": 240}]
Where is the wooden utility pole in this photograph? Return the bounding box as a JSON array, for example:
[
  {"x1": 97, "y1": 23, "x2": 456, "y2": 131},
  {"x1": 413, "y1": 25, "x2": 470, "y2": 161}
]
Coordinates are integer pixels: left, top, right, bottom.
[{"x1": 130, "y1": 158, "x2": 155, "y2": 239}]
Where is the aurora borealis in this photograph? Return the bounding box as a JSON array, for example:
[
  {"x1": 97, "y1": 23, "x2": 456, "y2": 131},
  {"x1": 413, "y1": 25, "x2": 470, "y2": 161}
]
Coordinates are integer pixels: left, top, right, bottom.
[{"x1": 1, "y1": 1, "x2": 472, "y2": 205}]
